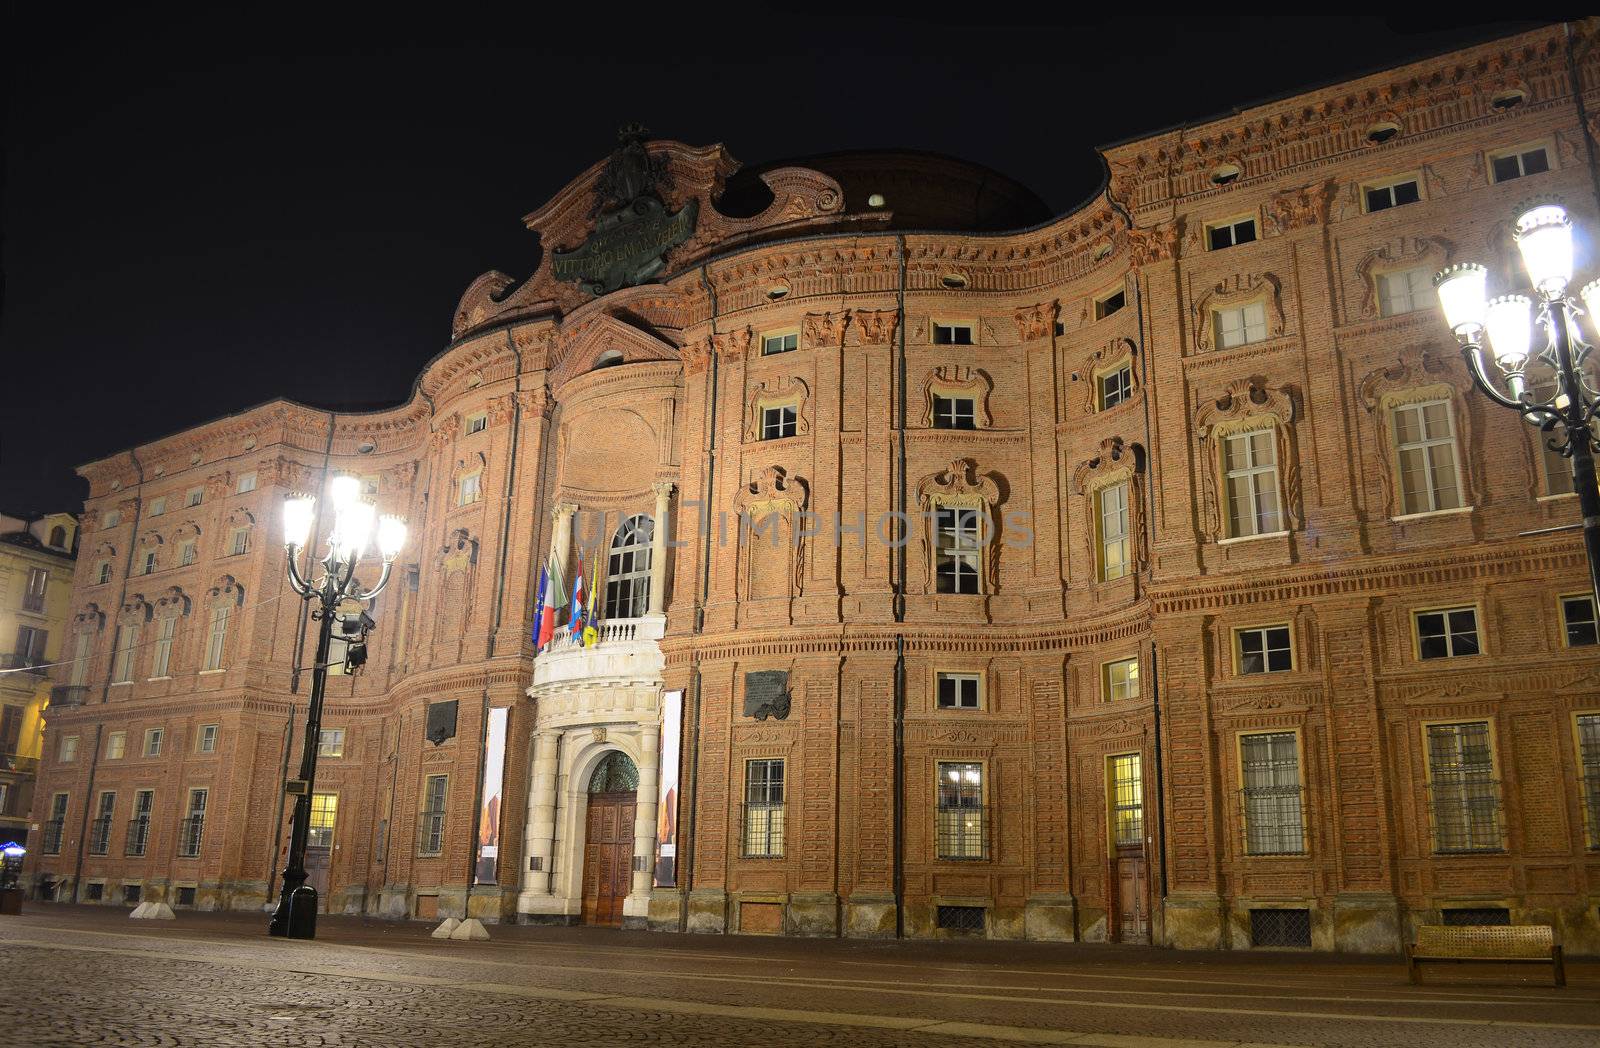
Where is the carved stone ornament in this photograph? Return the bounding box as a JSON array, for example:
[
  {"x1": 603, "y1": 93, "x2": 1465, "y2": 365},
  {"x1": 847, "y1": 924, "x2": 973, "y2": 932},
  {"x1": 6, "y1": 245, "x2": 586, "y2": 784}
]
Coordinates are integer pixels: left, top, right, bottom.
[
  {"x1": 712, "y1": 326, "x2": 753, "y2": 362},
  {"x1": 744, "y1": 375, "x2": 812, "y2": 442},
  {"x1": 72, "y1": 603, "x2": 106, "y2": 635},
  {"x1": 441, "y1": 528, "x2": 480, "y2": 574},
  {"x1": 1355, "y1": 237, "x2": 1454, "y2": 319},
  {"x1": 1194, "y1": 379, "x2": 1304, "y2": 541},
  {"x1": 154, "y1": 586, "x2": 190, "y2": 618},
  {"x1": 207, "y1": 575, "x2": 244, "y2": 608},
  {"x1": 681, "y1": 337, "x2": 712, "y2": 375},
  {"x1": 1266, "y1": 179, "x2": 1336, "y2": 234},
  {"x1": 852, "y1": 309, "x2": 899, "y2": 346},
  {"x1": 1125, "y1": 221, "x2": 1180, "y2": 268},
  {"x1": 914, "y1": 458, "x2": 1003, "y2": 595},
  {"x1": 1014, "y1": 300, "x2": 1059, "y2": 342},
  {"x1": 118, "y1": 595, "x2": 152, "y2": 627},
  {"x1": 1193, "y1": 273, "x2": 1286, "y2": 354},
  {"x1": 922, "y1": 366, "x2": 993, "y2": 428},
  {"x1": 802, "y1": 311, "x2": 849, "y2": 349}
]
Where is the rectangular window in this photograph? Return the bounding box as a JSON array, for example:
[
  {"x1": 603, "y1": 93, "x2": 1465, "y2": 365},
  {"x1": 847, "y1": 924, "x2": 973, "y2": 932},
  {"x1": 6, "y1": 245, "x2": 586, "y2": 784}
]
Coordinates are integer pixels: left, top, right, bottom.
[
  {"x1": 144, "y1": 728, "x2": 164, "y2": 757},
  {"x1": 1364, "y1": 177, "x2": 1420, "y2": 213},
  {"x1": 179, "y1": 788, "x2": 207, "y2": 857},
  {"x1": 186, "y1": 488, "x2": 204, "y2": 508},
  {"x1": 142, "y1": 550, "x2": 157, "y2": 575},
  {"x1": 112, "y1": 623, "x2": 139, "y2": 683},
  {"x1": 1207, "y1": 217, "x2": 1257, "y2": 250},
  {"x1": 1215, "y1": 301, "x2": 1268, "y2": 349},
  {"x1": 151, "y1": 616, "x2": 176, "y2": 677},
  {"x1": 1098, "y1": 363, "x2": 1133, "y2": 410},
  {"x1": 308, "y1": 792, "x2": 338, "y2": 849},
  {"x1": 934, "y1": 508, "x2": 982, "y2": 594},
  {"x1": 1377, "y1": 267, "x2": 1432, "y2": 317},
  {"x1": 1097, "y1": 481, "x2": 1131, "y2": 582},
  {"x1": 1563, "y1": 595, "x2": 1599, "y2": 647},
  {"x1": 106, "y1": 732, "x2": 126, "y2": 760},
  {"x1": 235, "y1": 472, "x2": 257, "y2": 494},
  {"x1": 1102, "y1": 657, "x2": 1140, "y2": 702},
  {"x1": 761, "y1": 332, "x2": 798, "y2": 355},
  {"x1": 419, "y1": 775, "x2": 448, "y2": 855},
  {"x1": 43, "y1": 793, "x2": 69, "y2": 853},
  {"x1": 123, "y1": 884, "x2": 141, "y2": 905},
  {"x1": 84, "y1": 882, "x2": 104, "y2": 902},
  {"x1": 102, "y1": 509, "x2": 121, "y2": 528},
  {"x1": 318, "y1": 728, "x2": 345, "y2": 757},
  {"x1": 89, "y1": 791, "x2": 115, "y2": 855},
  {"x1": 127, "y1": 790, "x2": 153, "y2": 857},
  {"x1": 197, "y1": 724, "x2": 218, "y2": 753},
  {"x1": 936, "y1": 761, "x2": 985, "y2": 860},
  {"x1": 96, "y1": 561, "x2": 112, "y2": 585},
  {"x1": 742, "y1": 758, "x2": 785, "y2": 858},
  {"x1": 179, "y1": 540, "x2": 197, "y2": 566},
  {"x1": 1222, "y1": 428, "x2": 1281, "y2": 537},
  {"x1": 1095, "y1": 289, "x2": 1127, "y2": 320},
  {"x1": 1392, "y1": 400, "x2": 1462, "y2": 514},
  {"x1": 230, "y1": 528, "x2": 249, "y2": 556},
  {"x1": 1490, "y1": 145, "x2": 1551, "y2": 184},
  {"x1": 148, "y1": 496, "x2": 167, "y2": 517},
  {"x1": 932, "y1": 322, "x2": 974, "y2": 346},
  {"x1": 1415, "y1": 606, "x2": 1479, "y2": 660},
  {"x1": 1576, "y1": 713, "x2": 1600, "y2": 849},
  {"x1": 361, "y1": 475, "x2": 381, "y2": 496},
  {"x1": 457, "y1": 473, "x2": 481, "y2": 506},
  {"x1": 14, "y1": 624, "x2": 47, "y2": 667},
  {"x1": 1108, "y1": 753, "x2": 1143, "y2": 850},
  {"x1": 69, "y1": 631, "x2": 91, "y2": 686},
  {"x1": 465, "y1": 413, "x2": 488, "y2": 435},
  {"x1": 1425, "y1": 721, "x2": 1502, "y2": 853},
  {"x1": 936, "y1": 672, "x2": 980, "y2": 710},
  {"x1": 931, "y1": 394, "x2": 976, "y2": 430},
  {"x1": 60, "y1": 735, "x2": 79, "y2": 762},
  {"x1": 760, "y1": 404, "x2": 797, "y2": 440},
  {"x1": 1240, "y1": 732, "x2": 1304, "y2": 855},
  {"x1": 23, "y1": 567, "x2": 47, "y2": 612},
  {"x1": 1236, "y1": 625, "x2": 1292, "y2": 674},
  {"x1": 0, "y1": 706, "x2": 18, "y2": 757},
  {"x1": 203, "y1": 606, "x2": 229, "y2": 670}
]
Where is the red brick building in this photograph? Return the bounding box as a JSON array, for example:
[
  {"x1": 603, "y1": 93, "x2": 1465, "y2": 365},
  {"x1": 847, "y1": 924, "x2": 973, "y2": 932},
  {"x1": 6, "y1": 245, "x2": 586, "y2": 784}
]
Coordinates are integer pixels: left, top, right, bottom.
[{"x1": 27, "y1": 22, "x2": 1600, "y2": 954}]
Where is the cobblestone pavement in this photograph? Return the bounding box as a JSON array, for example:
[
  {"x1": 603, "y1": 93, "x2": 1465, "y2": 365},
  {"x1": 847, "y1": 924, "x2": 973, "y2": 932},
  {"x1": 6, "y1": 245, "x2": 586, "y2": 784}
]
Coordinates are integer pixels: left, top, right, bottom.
[{"x1": 1, "y1": 907, "x2": 1596, "y2": 1047}]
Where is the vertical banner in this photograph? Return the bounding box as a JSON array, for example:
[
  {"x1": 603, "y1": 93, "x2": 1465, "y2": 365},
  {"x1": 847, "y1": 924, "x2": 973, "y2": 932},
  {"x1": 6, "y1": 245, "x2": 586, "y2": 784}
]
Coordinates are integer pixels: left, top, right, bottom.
[
  {"x1": 654, "y1": 690, "x2": 683, "y2": 887},
  {"x1": 474, "y1": 706, "x2": 509, "y2": 885}
]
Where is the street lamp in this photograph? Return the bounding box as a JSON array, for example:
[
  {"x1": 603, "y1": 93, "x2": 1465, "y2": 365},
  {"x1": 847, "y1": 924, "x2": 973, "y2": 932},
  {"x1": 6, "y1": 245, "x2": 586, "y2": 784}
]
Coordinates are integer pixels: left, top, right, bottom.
[
  {"x1": 1435, "y1": 198, "x2": 1600, "y2": 611},
  {"x1": 269, "y1": 474, "x2": 406, "y2": 939}
]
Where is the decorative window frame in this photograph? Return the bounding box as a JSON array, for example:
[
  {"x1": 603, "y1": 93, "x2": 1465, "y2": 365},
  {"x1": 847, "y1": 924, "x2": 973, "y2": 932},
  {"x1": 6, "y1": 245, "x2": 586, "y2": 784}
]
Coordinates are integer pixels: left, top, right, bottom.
[
  {"x1": 914, "y1": 458, "x2": 1002, "y2": 596},
  {"x1": 452, "y1": 452, "x2": 487, "y2": 508},
  {"x1": 1570, "y1": 709, "x2": 1600, "y2": 848},
  {"x1": 222, "y1": 509, "x2": 255, "y2": 556},
  {"x1": 921, "y1": 366, "x2": 992, "y2": 429},
  {"x1": 113, "y1": 596, "x2": 153, "y2": 683},
  {"x1": 743, "y1": 376, "x2": 812, "y2": 443},
  {"x1": 151, "y1": 587, "x2": 190, "y2": 677},
  {"x1": 1358, "y1": 347, "x2": 1481, "y2": 520},
  {"x1": 1558, "y1": 592, "x2": 1598, "y2": 649},
  {"x1": 1071, "y1": 437, "x2": 1147, "y2": 582},
  {"x1": 1355, "y1": 237, "x2": 1452, "y2": 320},
  {"x1": 731, "y1": 465, "x2": 810, "y2": 603},
  {"x1": 1194, "y1": 379, "x2": 1302, "y2": 542},
  {"x1": 1083, "y1": 339, "x2": 1140, "y2": 415},
  {"x1": 1193, "y1": 273, "x2": 1285, "y2": 354}
]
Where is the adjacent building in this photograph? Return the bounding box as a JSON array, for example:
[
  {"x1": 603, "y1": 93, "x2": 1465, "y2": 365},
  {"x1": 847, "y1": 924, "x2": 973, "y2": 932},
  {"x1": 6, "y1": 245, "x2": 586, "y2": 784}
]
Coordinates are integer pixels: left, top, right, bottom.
[{"x1": 26, "y1": 21, "x2": 1600, "y2": 953}]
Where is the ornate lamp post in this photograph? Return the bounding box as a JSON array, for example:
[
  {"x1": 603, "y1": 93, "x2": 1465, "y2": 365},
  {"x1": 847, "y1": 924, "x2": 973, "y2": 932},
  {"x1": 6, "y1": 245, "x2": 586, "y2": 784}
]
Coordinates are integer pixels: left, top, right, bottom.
[
  {"x1": 1435, "y1": 200, "x2": 1600, "y2": 612},
  {"x1": 269, "y1": 475, "x2": 406, "y2": 939}
]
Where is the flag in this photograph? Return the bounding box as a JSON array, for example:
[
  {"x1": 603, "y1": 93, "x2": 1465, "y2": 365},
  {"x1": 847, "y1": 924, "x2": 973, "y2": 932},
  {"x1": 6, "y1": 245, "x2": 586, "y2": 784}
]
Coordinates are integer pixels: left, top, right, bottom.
[
  {"x1": 537, "y1": 554, "x2": 565, "y2": 650},
  {"x1": 569, "y1": 547, "x2": 587, "y2": 639},
  {"x1": 582, "y1": 556, "x2": 600, "y2": 647},
  {"x1": 531, "y1": 565, "x2": 548, "y2": 650}
]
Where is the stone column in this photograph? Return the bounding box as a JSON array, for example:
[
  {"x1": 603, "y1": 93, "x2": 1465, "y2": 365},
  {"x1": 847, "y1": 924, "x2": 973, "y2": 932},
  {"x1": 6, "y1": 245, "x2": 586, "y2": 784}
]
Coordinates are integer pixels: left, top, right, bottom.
[
  {"x1": 520, "y1": 730, "x2": 561, "y2": 900},
  {"x1": 552, "y1": 501, "x2": 578, "y2": 590},
  {"x1": 647, "y1": 483, "x2": 673, "y2": 615},
  {"x1": 624, "y1": 722, "x2": 661, "y2": 926}
]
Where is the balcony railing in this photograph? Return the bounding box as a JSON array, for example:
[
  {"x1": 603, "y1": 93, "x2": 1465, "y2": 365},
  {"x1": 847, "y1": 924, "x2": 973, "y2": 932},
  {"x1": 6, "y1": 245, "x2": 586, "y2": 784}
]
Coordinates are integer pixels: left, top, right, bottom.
[
  {"x1": 0, "y1": 753, "x2": 39, "y2": 774},
  {"x1": 544, "y1": 617, "x2": 660, "y2": 652},
  {"x1": 177, "y1": 814, "x2": 204, "y2": 858},
  {"x1": 0, "y1": 653, "x2": 46, "y2": 673},
  {"x1": 41, "y1": 817, "x2": 64, "y2": 855},
  {"x1": 49, "y1": 685, "x2": 89, "y2": 708},
  {"x1": 126, "y1": 817, "x2": 150, "y2": 857},
  {"x1": 88, "y1": 815, "x2": 112, "y2": 856}
]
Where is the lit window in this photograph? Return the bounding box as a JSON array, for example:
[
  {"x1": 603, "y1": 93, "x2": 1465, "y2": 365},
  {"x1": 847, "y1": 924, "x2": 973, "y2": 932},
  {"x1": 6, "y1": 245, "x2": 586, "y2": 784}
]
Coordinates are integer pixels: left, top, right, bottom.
[
  {"x1": 60, "y1": 735, "x2": 79, "y2": 762},
  {"x1": 1563, "y1": 595, "x2": 1598, "y2": 647},
  {"x1": 1207, "y1": 217, "x2": 1257, "y2": 250},
  {"x1": 1237, "y1": 625, "x2": 1292, "y2": 674},
  {"x1": 1392, "y1": 400, "x2": 1462, "y2": 514},
  {"x1": 198, "y1": 724, "x2": 218, "y2": 753},
  {"x1": 760, "y1": 405, "x2": 797, "y2": 440},
  {"x1": 186, "y1": 488, "x2": 204, "y2": 508},
  {"x1": 1108, "y1": 754, "x2": 1143, "y2": 849},
  {"x1": 604, "y1": 516, "x2": 653, "y2": 619},
  {"x1": 1425, "y1": 721, "x2": 1502, "y2": 853},
  {"x1": 932, "y1": 323, "x2": 974, "y2": 346},
  {"x1": 458, "y1": 473, "x2": 481, "y2": 506},
  {"x1": 1364, "y1": 178, "x2": 1420, "y2": 213},
  {"x1": 106, "y1": 732, "x2": 126, "y2": 760},
  {"x1": 1222, "y1": 429, "x2": 1281, "y2": 537},
  {"x1": 1098, "y1": 363, "x2": 1133, "y2": 410},
  {"x1": 932, "y1": 395, "x2": 976, "y2": 430},
  {"x1": 762, "y1": 332, "x2": 798, "y2": 355},
  {"x1": 1240, "y1": 732, "x2": 1304, "y2": 854},
  {"x1": 1103, "y1": 657, "x2": 1140, "y2": 702},
  {"x1": 742, "y1": 759, "x2": 785, "y2": 857},
  {"x1": 936, "y1": 761, "x2": 985, "y2": 859},
  {"x1": 144, "y1": 728, "x2": 164, "y2": 757},
  {"x1": 1489, "y1": 145, "x2": 1550, "y2": 184},
  {"x1": 1377, "y1": 267, "x2": 1431, "y2": 317},
  {"x1": 149, "y1": 497, "x2": 167, "y2": 517},
  {"x1": 235, "y1": 473, "x2": 256, "y2": 494},
  {"x1": 1097, "y1": 481, "x2": 1131, "y2": 581},
  {"x1": 466, "y1": 413, "x2": 488, "y2": 435},
  {"x1": 1215, "y1": 301, "x2": 1268, "y2": 349},
  {"x1": 1095, "y1": 289, "x2": 1127, "y2": 320},
  {"x1": 934, "y1": 508, "x2": 982, "y2": 594},
  {"x1": 318, "y1": 728, "x2": 345, "y2": 757},
  {"x1": 309, "y1": 792, "x2": 338, "y2": 849},
  {"x1": 1415, "y1": 607, "x2": 1479, "y2": 660},
  {"x1": 936, "y1": 672, "x2": 980, "y2": 710}
]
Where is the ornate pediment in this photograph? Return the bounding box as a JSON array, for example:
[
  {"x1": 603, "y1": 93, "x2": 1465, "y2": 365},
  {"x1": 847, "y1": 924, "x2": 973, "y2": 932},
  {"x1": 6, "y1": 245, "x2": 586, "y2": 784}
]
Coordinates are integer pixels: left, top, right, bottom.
[{"x1": 546, "y1": 310, "x2": 683, "y2": 390}]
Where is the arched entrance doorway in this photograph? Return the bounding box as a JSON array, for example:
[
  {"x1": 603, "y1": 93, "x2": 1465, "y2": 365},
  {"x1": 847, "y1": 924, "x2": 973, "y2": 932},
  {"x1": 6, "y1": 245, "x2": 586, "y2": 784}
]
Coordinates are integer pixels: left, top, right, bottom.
[{"x1": 582, "y1": 751, "x2": 639, "y2": 926}]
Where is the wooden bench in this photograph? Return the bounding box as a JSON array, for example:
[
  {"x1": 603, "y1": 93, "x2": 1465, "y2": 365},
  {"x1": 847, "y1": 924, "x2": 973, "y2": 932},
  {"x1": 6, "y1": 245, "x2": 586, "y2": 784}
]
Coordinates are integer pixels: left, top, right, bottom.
[{"x1": 1405, "y1": 924, "x2": 1565, "y2": 986}]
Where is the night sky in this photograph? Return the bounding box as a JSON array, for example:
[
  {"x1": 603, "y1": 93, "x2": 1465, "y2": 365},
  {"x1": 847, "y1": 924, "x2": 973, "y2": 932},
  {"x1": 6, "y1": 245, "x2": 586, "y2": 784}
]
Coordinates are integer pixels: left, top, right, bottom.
[{"x1": 0, "y1": 15, "x2": 1544, "y2": 516}]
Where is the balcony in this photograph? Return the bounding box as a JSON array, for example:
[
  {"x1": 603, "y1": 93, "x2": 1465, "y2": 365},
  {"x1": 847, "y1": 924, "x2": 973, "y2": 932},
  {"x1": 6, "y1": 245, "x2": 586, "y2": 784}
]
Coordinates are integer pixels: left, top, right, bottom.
[
  {"x1": 0, "y1": 753, "x2": 39, "y2": 774},
  {"x1": 530, "y1": 615, "x2": 666, "y2": 699},
  {"x1": 0, "y1": 654, "x2": 46, "y2": 675},
  {"x1": 49, "y1": 685, "x2": 88, "y2": 708}
]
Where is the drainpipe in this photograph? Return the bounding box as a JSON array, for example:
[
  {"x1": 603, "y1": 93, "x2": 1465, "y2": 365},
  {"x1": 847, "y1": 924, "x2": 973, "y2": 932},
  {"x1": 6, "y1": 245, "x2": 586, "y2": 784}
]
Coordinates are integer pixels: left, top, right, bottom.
[
  {"x1": 488, "y1": 330, "x2": 525, "y2": 657},
  {"x1": 892, "y1": 235, "x2": 908, "y2": 937},
  {"x1": 68, "y1": 724, "x2": 103, "y2": 903}
]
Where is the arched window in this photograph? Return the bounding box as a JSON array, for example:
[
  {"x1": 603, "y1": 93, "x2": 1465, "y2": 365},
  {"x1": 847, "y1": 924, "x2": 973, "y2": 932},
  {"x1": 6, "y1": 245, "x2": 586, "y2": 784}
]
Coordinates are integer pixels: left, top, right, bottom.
[
  {"x1": 588, "y1": 751, "x2": 639, "y2": 794},
  {"x1": 604, "y1": 515, "x2": 653, "y2": 619},
  {"x1": 48, "y1": 526, "x2": 67, "y2": 548}
]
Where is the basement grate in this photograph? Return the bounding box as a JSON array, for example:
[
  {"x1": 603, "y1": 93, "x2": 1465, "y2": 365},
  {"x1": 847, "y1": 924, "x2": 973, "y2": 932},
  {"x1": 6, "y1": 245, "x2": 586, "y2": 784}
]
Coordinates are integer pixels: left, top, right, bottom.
[
  {"x1": 936, "y1": 905, "x2": 986, "y2": 934},
  {"x1": 1249, "y1": 908, "x2": 1311, "y2": 948},
  {"x1": 1442, "y1": 907, "x2": 1510, "y2": 926}
]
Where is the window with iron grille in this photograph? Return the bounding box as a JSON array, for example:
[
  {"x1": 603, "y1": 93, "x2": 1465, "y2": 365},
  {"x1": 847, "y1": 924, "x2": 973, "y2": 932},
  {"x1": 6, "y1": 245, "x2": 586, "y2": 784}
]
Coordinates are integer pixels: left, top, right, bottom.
[
  {"x1": 934, "y1": 508, "x2": 982, "y2": 594},
  {"x1": 932, "y1": 395, "x2": 976, "y2": 430},
  {"x1": 936, "y1": 905, "x2": 986, "y2": 933},
  {"x1": 419, "y1": 775, "x2": 448, "y2": 855},
  {"x1": 1240, "y1": 732, "x2": 1304, "y2": 855},
  {"x1": 309, "y1": 792, "x2": 338, "y2": 850},
  {"x1": 1098, "y1": 363, "x2": 1133, "y2": 410},
  {"x1": 936, "y1": 673, "x2": 980, "y2": 710},
  {"x1": 1236, "y1": 625, "x2": 1292, "y2": 674},
  {"x1": 1249, "y1": 908, "x2": 1311, "y2": 947},
  {"x1": 88, "y1": 791, "x2": 115, "y2": 855},
  {"x1": 1223, "y1": 428, "x2": 1281, "y2": 537},
  {"x1": 761, "y1": 405, "x2": 797, "y2": 440},
  {"x1": 1563, "y1": 597, "x2": 1598, "y2": 647},
  {"x1": 1442, "y1": 907, "x2": 1510, "y2": 926},
  {"x1": 1109, "y1": 753, "x2": 1143, "y2": 849},
  {"x1": 742, "y1": 759, "x2": 785, "y2": 858},
  {"x1": 1578, "y1": 713, "x2": 1600, "y2": 849},
  {"x1": 175, "y1": 886, "x2": 196, "y2": 906},
  {"x1": 122, "y1": 884, "x2": 141, "y2": 905},
  {"x1": 1425, "y1": 721, "x2": 1502, "y2": 853},
  {"x1": 84, "y1": 882, "x2": 104, "y2": 901},
  {"x1": 178, "y1": 788, "x2": 207, "y2": 858},
  {"x1": 605, "y1": 515, "x2": 653, "y2": 619},
  {"x1": 936, "y1": 762, "x2": 985, "y2": 860},
  {"x1": 126, "y1": 790, "x2": 153, "y2": 857},
  {"x1": 1415, "y1": 607, "x2": 1479, "y2": 660}
]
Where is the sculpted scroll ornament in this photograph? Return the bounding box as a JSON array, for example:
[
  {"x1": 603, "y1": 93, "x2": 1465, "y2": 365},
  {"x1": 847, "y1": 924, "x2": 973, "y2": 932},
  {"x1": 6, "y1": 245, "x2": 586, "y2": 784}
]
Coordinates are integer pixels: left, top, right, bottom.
[
  {"x1": 1194, "y1": 379, "x2": 1304, "y2": 541},
  {"x1": 744, "y1": 376, "x2": 812, "y2": 442},
  {"x1": 681, "y1": 337, "x2": 712, "y2": 375},
  {"x1": 922, "y1": 366, "x2": 992, "y2": 428},
  {"x1": 914, "y1": 458, "x2": 1002, "y2": 595},
  {"x1": 1193, "y1": 273, "x2": 1286, "y2": 354},
  {"x1": 733, "y1": 466, "x2": 810, "y2": 600},
  {"x1": 1355, "y1": 237, "x2": 1453, "y2": 319}
]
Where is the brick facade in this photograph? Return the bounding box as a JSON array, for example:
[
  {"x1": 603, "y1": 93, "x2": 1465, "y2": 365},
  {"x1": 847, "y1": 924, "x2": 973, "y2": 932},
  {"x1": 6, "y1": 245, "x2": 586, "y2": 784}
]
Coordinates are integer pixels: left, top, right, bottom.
[{"x1": 27, "y1": 22, "x2": 1600, "y2": 953}]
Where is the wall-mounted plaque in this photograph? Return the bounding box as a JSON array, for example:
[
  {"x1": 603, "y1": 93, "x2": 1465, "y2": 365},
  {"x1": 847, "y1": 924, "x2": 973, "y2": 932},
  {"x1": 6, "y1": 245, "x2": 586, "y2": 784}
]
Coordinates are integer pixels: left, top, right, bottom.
[
  {"x1": 426, "y1": 700, "x2": 459, "y2": 746},
  {"x1": 743, "y1": 671, "x2": 790, "y2": 721}
]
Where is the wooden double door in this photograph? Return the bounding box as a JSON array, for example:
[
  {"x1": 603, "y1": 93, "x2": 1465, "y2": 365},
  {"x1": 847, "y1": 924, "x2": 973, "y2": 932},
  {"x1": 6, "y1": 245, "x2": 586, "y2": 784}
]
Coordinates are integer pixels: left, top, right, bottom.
[
  {"x1": 1112, "y1": 849, "x2": 1150, "y2": 944},
  {"x1": 581, "y1": 791, "x2": 636, "y2": 926}
]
